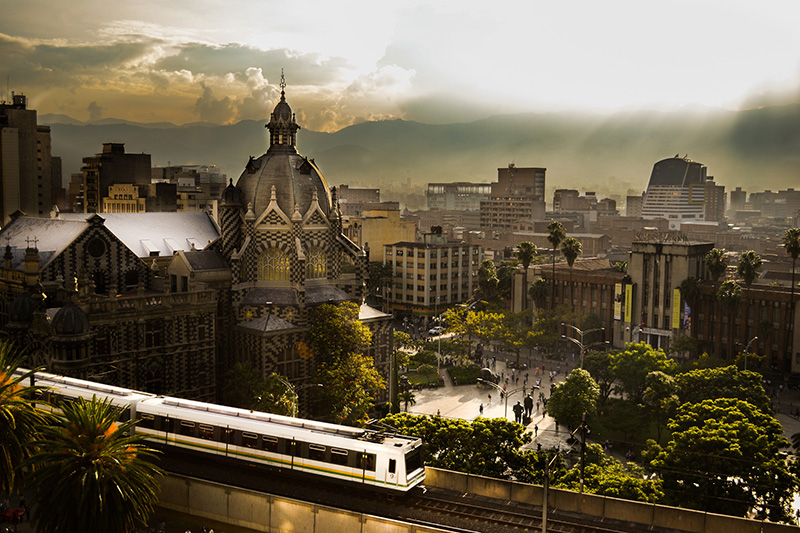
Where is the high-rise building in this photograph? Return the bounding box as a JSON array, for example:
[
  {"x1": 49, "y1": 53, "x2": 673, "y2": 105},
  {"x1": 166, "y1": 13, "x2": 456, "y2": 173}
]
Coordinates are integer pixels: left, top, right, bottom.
[
  {"x1": 0, "y1": 94, "x2": 55, "y2": 222},
  {"x1": 480, "y1": 164, "x2": 546, "y2": 230},
  {"x1": 81, "y1": 143, "x2": 151, "y2": 213},
  {"x1": 641, "y1": 156, "x2": 722, "y2": 230},
  {"x1": 729, "y1": 187, "x2": 746, "y2": 218}
]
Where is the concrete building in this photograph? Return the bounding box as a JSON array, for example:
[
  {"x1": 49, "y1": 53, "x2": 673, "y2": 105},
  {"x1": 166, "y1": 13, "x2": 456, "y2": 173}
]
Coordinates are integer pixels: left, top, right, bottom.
[
  {"x1": 0, "y1": 93, "x2": 56, "y2": 222},
  {"x1": 342, "y1": 208, "x2": 417, "y2": 257},
  {"x1": 626, "y1": 194, "x2": 644, "y2": 217},
  {"x1": 383, "y1": 227, "x2": 481, "y2": 316},
  {"x1": 641, "y1": 156, "x2": 724, "y2": 230},
  {"x1": 480, "y1": 164, "x2": 546, "y2": 230},
  {"x1": 102, "y1": 183, "x2": 147, "y2": 213},
  {"x1": 81, "y1": 143, "x2": 151, "y2": 213},
  {"x1": 427, "y1": 182, "x2": 491, "y2": 211}
]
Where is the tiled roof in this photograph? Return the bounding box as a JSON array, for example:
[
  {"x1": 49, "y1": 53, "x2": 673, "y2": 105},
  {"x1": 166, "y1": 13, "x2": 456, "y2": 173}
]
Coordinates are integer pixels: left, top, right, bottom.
[
  {"x1": 305, "y1": 285, "x2": 356, "y2": 305},
  {"x1": 58, "y1": 212, "x2": 219, "y2": 258},
  {"x1": 183, "y1": 250, "x2": 228, "y2": 271},
  {"x1": 240, "y1": 287, "x2": 299, "y2": 306},
  {"x1": 0, "y1": 218, "x2": 87, "y2": 270},
  {"x1": 239, "y1": 314, "x2": 298, "y2": 332}
]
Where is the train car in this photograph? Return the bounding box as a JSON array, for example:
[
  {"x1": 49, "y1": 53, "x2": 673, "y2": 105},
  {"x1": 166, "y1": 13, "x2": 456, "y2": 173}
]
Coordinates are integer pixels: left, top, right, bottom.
[
  {"x1": 17, "y1": 370, "x2": 425, "y2": 492},
  {"x1": 135, "y1": 396, "x2": 425, "y2": 492},
  {"x1": 20, "y1": 370, "x2": 154, "y2": 425}
]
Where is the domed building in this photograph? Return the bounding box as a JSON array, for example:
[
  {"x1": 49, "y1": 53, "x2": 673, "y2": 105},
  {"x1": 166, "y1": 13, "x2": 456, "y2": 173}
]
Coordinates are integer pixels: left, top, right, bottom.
[{"x1": 214, "y1": 73, "x2": 391, "y2": 393}]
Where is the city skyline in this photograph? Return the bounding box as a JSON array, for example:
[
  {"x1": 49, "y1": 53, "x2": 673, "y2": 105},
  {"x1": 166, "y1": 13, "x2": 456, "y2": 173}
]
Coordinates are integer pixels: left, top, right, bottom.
[{"x1": 3, "y1": 1, "x2": 800, "y2": 132}]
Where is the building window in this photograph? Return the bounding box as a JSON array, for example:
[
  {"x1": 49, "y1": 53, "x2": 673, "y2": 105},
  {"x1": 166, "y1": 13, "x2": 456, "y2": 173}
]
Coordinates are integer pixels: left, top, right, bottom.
[
  {"x1": 306, "y1": 247, "x2": 327, "y2": 279},
  {"x1": 258, "y1": 248, "x2": 289, "y2": 281}
]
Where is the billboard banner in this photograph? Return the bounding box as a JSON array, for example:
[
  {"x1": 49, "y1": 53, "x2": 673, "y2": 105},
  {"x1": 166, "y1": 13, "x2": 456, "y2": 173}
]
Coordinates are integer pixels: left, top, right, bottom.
[
  {"x1": 614, "y1": 283, "x2": 623, "y2": 320},
  {"x1": 624, "y1": 284, "x2": 633, "y2": 323},
  {"x1": 672, "y1": 288, "x2": 681, "y2": 329}
]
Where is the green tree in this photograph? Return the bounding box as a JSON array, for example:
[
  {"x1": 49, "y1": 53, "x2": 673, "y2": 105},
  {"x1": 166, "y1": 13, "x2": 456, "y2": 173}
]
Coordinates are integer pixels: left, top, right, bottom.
[
  {"x1": 516, "y1": 241, "x2": 538, "y2": 309},
  {"x1": 704, "y1": 248, "x2": 728, "y2": 349},
  {"x1": 400, "y1": 390, "x2": 416, "y2": 412},
  {"x1": 782, "y1": 228, "x2": 800, "y2": 368},
  {"x1": 717, "y1": 280, "x2": 743, "y2": 359},
  {"x1": 641, "y1": 371, "x2": 679, "y2": 443},
  {"x1": 308, "y1": 302, "x2": 384, "y2": 425},
  {"x1": 674, "y1": 365, "x2": 770, "y2": 413},
  {"x1": 737, "y1": 250, "x2": 762, "y2": 288},
  {"x1": 476, "y1": 259, "x2": 500, "y2": 301},
  {"x1": 560, "y1": 237, "x2": 582, "y2": 309},
  {"x1": 612, "y1": 261, "x2": 628, "y2": 273},
  {"x1": 612, "y1": 342, "x2": 677, "y2": 403},
  {"x1": 417, "y1": 363, "x2": 438, "y2": 386},
  {"x1": 546, "y1": 368, "x2": 599, "y2": 429},
  {"x1": 555, "y1": 443, "x2": 663, "y2": 503},
  {"x1": 220, "y1": 361, "x2": 263, "y2": 409},
  {"x1": 648, "y1": 398, "x2": 794, "y2": 521},
  {"x1": 547, "y1": 221, "x2": 567, "y2": 309},
  {"x1": 383, "y1": 413, "x2": 531, "y2": 479},
  {"x1": 667, "y1": 334, "x2": 702, "y2": 358},
  {"x1": 582, "y1": 350, "x2": 617, "y2": 403},
  {"x1": 253, "y1": 373, "x2": 298, "y2": 416},
  {"x1": 528, "y1": 277, "x2": 549, "y2": 310},
  {"x1": 366, "y1": 261, "x2": 394, "y2": 307},
  {"x1": 0, "y1": 342, "x2": 48, "y2": 495},
  {"x1": 27, "y1": 396, "x2": 163, "y2": 533}
]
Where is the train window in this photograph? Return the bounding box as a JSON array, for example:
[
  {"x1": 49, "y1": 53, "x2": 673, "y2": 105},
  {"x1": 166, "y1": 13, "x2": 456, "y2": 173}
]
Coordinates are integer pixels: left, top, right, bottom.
[
  {"x1": 179, "y1": 421, "x2": 195, "y2": 436},
  {"x1": 330, "y1": 448, "x2": 349, "y2": 466},
  {"x1": 158, "y1": 417, "x2": 171, "y2": 432},
  {"x1": 242, "y1": 432, "x2": 258, "y2": 449},
  {"x1": 138, "y1": 414, "x2": 155, "y2": 430},
  {"x1": 198, "y1": 424, "x2": 214, "y2": 441},
  {"x1": 356, "y1": 452, "x2": 376, "y2": 472},
  {"x1": 389, "y1": 459, "x2": 396, "y2": 474},
  {"x1": 261, "y1": 436, "x2": 278, "y2": 453},
  {"x1": 309, "y1": 444, "x2": 325, "y2": 462},
  {"x1": 405, "y1": 448, "x2": 422, "y2": 473}
]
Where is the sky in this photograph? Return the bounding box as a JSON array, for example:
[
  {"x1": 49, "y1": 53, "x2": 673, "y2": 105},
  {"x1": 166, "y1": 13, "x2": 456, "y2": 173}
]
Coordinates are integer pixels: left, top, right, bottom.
[{"x1": 2, "y1": 0, "x2": 800, "y2": 132}]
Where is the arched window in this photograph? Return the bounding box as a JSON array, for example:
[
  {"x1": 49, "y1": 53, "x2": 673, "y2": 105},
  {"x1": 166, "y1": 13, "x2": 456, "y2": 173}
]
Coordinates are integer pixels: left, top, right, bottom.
[
  {"x1": 258, "y1": 248, "x2": 289, "y2": 281},
  {"x1": 306, "y1": 247, "x2": 327, "y2": 279}
]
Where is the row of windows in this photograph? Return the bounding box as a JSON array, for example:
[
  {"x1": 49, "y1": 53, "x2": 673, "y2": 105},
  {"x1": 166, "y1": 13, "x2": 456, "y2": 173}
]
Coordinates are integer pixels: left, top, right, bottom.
[{"x1": 137, "y1": 414, "x2": 379, "y2": 471}]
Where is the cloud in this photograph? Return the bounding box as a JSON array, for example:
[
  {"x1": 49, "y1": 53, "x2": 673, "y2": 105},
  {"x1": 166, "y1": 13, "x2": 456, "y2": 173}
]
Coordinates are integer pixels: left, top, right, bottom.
[
  {"x1": 193, "y1": 83, "x2": 236, "y2": 124},
  {"x1": 87, "y1": 101, "x2": 103, "y2": 121}
]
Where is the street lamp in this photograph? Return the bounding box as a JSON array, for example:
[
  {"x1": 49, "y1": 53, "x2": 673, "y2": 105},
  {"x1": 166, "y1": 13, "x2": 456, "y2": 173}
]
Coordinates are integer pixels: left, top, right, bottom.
[
  {"x1": 738, "y1": 336, "x2": 758, "y2": 372},
  {"x1": 560, "y1": 323, "x2": 607, "y2": 368},
  {"x1": 477, "y1": 378, "x2": 538, "y2": 419},
  {"x1": 269, "y1": 375, "x2": 322, "y2": 417}
]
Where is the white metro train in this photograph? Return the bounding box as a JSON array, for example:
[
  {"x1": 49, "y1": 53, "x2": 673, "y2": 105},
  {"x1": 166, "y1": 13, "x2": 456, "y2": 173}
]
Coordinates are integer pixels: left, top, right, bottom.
[{"x1": 24, "y1": 371, "x2": 425, "y2": 492}]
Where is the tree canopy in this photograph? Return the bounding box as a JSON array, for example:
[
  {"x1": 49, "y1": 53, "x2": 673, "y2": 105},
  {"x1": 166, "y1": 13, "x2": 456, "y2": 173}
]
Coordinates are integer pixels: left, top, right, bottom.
[
  {"x1": 612, "y1": 342, "x2": 677, "y2": 403},
  {"x1": 674, "y1": 365, "x2": 770, "y2": 413},
  {"x1": 647, "y1": 398, "x2": 794, "y2": 521},
  {"x1": 546, "y1": 368, "x2": 599, "y2": 429}
]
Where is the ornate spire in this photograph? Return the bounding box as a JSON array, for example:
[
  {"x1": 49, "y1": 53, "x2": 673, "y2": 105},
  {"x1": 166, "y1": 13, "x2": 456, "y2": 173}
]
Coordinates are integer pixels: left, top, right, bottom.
[{"x1": 266, "y1": 69, "x2": 300, "y2": 152}]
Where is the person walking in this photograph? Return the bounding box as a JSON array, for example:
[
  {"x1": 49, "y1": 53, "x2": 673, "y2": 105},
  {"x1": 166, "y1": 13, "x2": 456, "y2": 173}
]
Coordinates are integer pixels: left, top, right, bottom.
[{"x1": 479, "y1": 403, "x2": 484, "y2": 416}]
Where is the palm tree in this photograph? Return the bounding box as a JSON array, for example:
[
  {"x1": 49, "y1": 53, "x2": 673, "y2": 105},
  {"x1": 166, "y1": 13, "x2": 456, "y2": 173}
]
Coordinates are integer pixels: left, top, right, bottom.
[
  {"x1": 782, "y1": 228, "x2": 800, "y2": 368},
  {"x1": 27, "y1": 396, "x2": 163, "y2": 533},
  {"x1": 547, "y1": 221, "x2": 566, "y2": 309},
  {"x1": 400, "y1": 390, "x2": 416, "y2": 412},
  {"x1": 528, "y1": 277, "x2": 550, "y2": 310},
  {"x1": 516, "y1": 241, "x2": 538, "y2": 310},
  {"x1": 737, "y1": 250, "x2": 763, "y2": 347},
  {"x1": 717, "y1": 280, "x2": 743, "y2": 360},
  {"x1": 561, "y1": 237, "x2": 582, "y2": 310},
  {"x1": 704, "y1": 248, "x2": 728, "y2": 354},
  {"x1": 0, "y1": 342, "x2": 49, "y2": 496}
]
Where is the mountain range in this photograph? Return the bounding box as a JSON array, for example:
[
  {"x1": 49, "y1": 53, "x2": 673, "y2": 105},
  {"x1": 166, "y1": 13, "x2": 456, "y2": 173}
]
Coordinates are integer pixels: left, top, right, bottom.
[{"x1": 42, "y1": 104, "x2": 800, "y2": 209}]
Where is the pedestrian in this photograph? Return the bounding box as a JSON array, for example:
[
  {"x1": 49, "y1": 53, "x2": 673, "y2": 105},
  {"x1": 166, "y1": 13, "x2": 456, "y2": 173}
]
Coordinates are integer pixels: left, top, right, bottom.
[
  {"x1": 513, "y1": 401, "x2": 524, "y2": 423},
  {"x1": 437, "y1": 409, "x2": 440, "y2": 416},
  {"x1": 488, "y1": 394, "x2": 492, "y2": 406},
  {"x1": 536, "y1": 400, "x2": 540, "y2": 411},
  {"x1": 534, "y1": 424, "x2": 539, "y2": 436},
  {"x1": 479, "y1": 403, "x2": 484, "y2": 416}
]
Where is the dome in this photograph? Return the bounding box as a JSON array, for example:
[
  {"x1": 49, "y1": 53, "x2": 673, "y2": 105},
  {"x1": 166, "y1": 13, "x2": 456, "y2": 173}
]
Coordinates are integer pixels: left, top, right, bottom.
[
  {"x1": 235, "y1": 74, "x2": 332, "y2": 218},
  {"x1": 8, "y1": 294, "x2": 34, "y2": 323},
  {"x1": 51, "y1": 304, "x2": 89, "y2": 336}
]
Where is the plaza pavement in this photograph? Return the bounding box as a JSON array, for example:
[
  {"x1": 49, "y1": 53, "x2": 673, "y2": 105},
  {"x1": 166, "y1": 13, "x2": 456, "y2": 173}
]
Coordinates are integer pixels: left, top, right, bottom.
[{"x1": 407, "y1": 352, "x2": 800, "y2": 458}]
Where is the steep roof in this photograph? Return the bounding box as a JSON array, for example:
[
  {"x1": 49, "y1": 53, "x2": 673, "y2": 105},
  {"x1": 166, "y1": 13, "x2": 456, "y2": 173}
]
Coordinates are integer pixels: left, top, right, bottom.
[
  {"x1": 0, "y1": 217, "x2": 88, "y2": 269},
  {"x1": 58, "y1": 212, "x2": 219, "y2": 258}
]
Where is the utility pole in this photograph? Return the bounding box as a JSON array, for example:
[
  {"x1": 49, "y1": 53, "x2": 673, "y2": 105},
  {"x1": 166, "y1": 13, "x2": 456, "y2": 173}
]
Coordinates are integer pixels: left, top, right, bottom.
[{"x1": 542, "y1": 452, "x2": 560, "y2": 533}]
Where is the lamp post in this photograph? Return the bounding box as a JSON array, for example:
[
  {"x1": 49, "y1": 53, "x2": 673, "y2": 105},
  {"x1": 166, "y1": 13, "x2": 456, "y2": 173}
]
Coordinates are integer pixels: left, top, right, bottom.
[
  {"x1": 739, "y1": 335, "x2": 758, "y2": 371},
  {"x1": 477, "y1": 379, "x2": 538, "y2": 419},
  {"x1": 269, "y1": 375, "x2": 322, "y2": 418},
  {"x1": 560, "y1": 323, "x2": 607, "y2": 368}
]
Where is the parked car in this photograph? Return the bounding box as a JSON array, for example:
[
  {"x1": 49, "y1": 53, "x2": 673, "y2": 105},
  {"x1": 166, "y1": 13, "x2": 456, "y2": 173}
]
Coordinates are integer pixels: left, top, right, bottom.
[{"x1": 428, "y1": 326, "x2": 443, "y2": 336}]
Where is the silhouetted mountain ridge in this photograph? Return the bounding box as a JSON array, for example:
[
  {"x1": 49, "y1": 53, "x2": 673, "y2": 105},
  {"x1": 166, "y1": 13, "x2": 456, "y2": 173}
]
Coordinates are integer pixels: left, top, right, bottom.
[{"x1": 44, "y1": 106, "x2": 800, "y2": 200}]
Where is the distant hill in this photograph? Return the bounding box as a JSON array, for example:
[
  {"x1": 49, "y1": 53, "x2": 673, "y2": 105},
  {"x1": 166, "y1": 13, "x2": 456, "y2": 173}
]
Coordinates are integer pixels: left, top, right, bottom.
[{"x1": 43, "y1": 105, "x2": 800, "y2": 207}]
